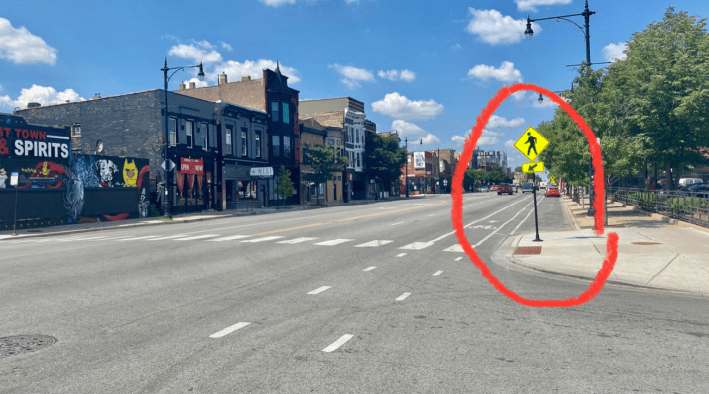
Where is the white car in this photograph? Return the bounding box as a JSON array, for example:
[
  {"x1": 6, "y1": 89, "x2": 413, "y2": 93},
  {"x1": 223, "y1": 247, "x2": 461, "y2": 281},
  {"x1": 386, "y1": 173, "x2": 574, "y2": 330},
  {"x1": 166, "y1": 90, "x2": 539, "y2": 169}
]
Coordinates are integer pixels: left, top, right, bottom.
[{"x1": 480, "y1": 186, "x2": 489, "y2": 192}]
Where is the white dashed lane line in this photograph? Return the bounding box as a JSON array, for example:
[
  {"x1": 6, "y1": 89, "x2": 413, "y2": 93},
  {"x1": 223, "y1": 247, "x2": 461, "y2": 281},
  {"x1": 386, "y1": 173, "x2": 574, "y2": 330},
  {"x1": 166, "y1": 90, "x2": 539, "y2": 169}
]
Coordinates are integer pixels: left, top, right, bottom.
[
  {"x1": 355, "y1": 240, "x2": 393, "y2": 247},
  {"x1": 209, "y1": 322, "x2": 251, "y2": 338},
  {"x1": 399, "y1": 242, "x2": 434, "y2": 250},
  {"x1": 307, "y1": 286, "x2": 331, "y2": 295},
  {"x1": 433, "y1": 271, "x2": 443, "y2": 276},
  {"x1": 278, "y1": 237, "x2": 319, "y2": 244},
  {"x1": 396, "y1": 253, "x2": 407, "y2": 257},
  {"x1": 174, "y1": 234, "x2": 219, "y2": 241},
  {"x1": 396, "y1": 292, "x2": 411, "y2": 301},
  {"x1": 391, "y1": 222, "x2": 405, "y2": 226},
  {"x1": 241, "y1": 236, "x2": 285, "y2": 243},
  {"x1": 117, "y1": 235, "x2": 160, "y2": 241},
  {"x1": 363, "y1": 266, "x2": 377, "y2": 272},
  {"x1": 211, "y1": 235, "x2": 251, "y2": 241},
  {"x1": 147, "y1": 235, "x2": 189, "y2": 241},
  {"x1": 322, "y1": 334, "x2": 354, "y2": 353},
  {"x1": 455, "y1": 257, "x2": 463, "y2": 261},
  {"x1": 314, "y1": 239, "x2": 353, "y2": 246}
]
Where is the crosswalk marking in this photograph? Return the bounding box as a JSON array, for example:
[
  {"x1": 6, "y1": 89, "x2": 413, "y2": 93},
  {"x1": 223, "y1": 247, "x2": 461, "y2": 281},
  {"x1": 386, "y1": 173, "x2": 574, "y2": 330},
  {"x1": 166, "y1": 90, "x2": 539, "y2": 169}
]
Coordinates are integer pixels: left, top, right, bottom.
[
  {"x1": 210, "y1": 235, "x2": 251, "y2": 242},
  {"x1": 399, "y1": 242, "x2": 434, "y2": 250},
  {"x1": 277, "y1": 237, "x2": 319, "y2": 244},
  {"x1": 314, "y1": 239, "x2": 353, "y2": 246},
  {"x1": 355, "y1": 240, "x2": 393, "y2": 247},
  {"x1": 147, "y1": 235, "x2": 189, "y2": 241},
  {"x1": 307, "y1": 286, "x2": 331, "y2": 295},
  {"x1": 174, "y1": 234, "x2": 219, "y2": 241},
  {"x1": 363, "y1": 266, "x2": 377, "y2": 272},
  {"x1": 117, "y1": 236, "x2": 160, "y2": 241},
  {"x1": 209, "y1": 322, "x2": 251, "y2": 338},
  {"x1": 396, "y1": 253, "x2": 407, "y2": 257},
  {"x1": 241, "y1": 236, "x2": 285, "y2": 243},
  {"x1": 322, "y1": 334, "x2": 353, "y2": 353},
  {"x1": 433, "y1": 270, "x2": 443, "y2": 276},
  {"x1": 443, "y1": 244, "x2": 464, "y2": 252},
  {"x1": 396, "y1": 292, "x2": 411, "y2": 301},
  {"x1": 455, "y1": 257, "x2": 463, "y2": 261}
]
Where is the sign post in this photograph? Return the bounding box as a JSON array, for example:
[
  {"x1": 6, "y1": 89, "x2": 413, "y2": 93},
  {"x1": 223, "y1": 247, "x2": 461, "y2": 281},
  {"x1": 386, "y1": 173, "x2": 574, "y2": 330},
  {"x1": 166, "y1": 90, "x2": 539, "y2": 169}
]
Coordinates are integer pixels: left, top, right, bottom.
[
  {"x1": 514, "y1": 127, "x2": 549, "y2": 242},
  {"x1": 11, "y1": 172, "x2": 19, "y2": 236}
]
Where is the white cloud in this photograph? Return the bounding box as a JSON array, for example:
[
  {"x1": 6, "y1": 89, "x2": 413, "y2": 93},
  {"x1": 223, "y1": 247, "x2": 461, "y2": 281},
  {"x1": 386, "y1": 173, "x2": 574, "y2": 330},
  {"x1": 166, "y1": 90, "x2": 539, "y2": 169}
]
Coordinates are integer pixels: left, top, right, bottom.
[
  {"x1": 183, "y1": 77, "x2": 209, "y2": 88},
  {"x1": 0, "y1": 18, "x2": 57, "y2": 65},
  {"x1": 421, "y1": 134, "x2": 440, "y2": 144},
  {"x1": 478, "y1": 136, "x2": 499, "y2": 146},
  {"x1": 466, "y1": 9, "x2": 541, "y2": 45},
  {"x1": 505, "y1": 140, "x2": 516, "y2": 149},
  {"x1": 378, "y1": 69, "x2": 416, "y2": 82},
  {"x1": 468, "y1": 61, "x2": 523, "y2": 83},
  {"x1": 329, "y1": 64, "x2": 374, "y2": 88},
  {"x1": 259, "y1": 0, "x2": 296, "y2": 6},
  {"x1": 0, "y1": 84, "x2": 84, "y2": 110},
  {"x1": 210, "y1": 59, "x2": 300, "y2": 84},
  {"x1": 452, "y1": 129, "x2": 499, "y2": 147},
  {"x1": 391, "y1": 120, "x2": 439, "y2": 144},
  {"x1": 451, "y1": 43, "x2": 462, "y2": 50},
  {"x1": 452, "y1": 135, "x2": 466, "y2": 146},
  {"x1": 603, "y1": 42, "x2": 627, "y2": 63},
  {"x1": 220, "y1": 42, "x2": 233, "y2": 52},
  {"x1": 511, "y1": 91, "x2": 527, "y2": 101},
  {"x1": 487, "y1": 115, "x2": 525, "y2": 129},
  {"x1": 515, "y1": 0, "x2": 571, "y2": 12},
  {"x1": 372, "y1": 92, "x2": 443, "y2": 121},
  {"x1": 168, "y1": 43, "x2": 222, "y2": 65}
]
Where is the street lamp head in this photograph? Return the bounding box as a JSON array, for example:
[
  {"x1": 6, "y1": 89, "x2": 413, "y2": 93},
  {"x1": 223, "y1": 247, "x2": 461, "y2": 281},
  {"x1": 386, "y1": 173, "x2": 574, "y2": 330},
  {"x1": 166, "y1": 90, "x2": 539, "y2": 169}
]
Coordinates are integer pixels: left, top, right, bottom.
[
  {"x1": 524, "y1": 17, "x2": 534, "y2": 41},
  {"x1": 538, "y1": 93, "x2": 544, "y2": 104},
  {"x1": 197, "y1": 62, "x2": 205, "y2": 81}
]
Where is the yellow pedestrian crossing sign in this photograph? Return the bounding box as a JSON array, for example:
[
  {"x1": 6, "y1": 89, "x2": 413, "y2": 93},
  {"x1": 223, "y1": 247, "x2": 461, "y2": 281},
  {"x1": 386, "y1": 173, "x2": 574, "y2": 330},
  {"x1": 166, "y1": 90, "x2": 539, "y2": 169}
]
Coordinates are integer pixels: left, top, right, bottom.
[
  {"x1": 549, "y1": 175, "x2": 556, "y2": 184},
  {"x1": 522, "y1": 162, "x2": 544, "y2": 173},
  {"x1": 514, "y1": 127, "x2": 549, "y2": 161}
]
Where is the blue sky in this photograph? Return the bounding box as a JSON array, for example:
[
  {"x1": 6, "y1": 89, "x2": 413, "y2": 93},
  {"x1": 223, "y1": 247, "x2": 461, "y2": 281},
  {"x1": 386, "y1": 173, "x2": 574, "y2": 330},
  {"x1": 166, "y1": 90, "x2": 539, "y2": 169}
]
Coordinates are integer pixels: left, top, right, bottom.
[{"x1": 1, "y1": 0, "x2": 705, "y2": 172}]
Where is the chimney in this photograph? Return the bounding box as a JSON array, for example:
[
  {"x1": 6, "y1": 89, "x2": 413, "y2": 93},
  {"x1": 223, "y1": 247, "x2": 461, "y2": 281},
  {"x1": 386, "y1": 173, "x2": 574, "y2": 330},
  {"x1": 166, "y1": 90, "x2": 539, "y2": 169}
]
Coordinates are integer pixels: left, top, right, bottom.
[
  {"x1": 219, "y1": 72, "x2": 227, "y2": 85},
  {"x1": 27, "y1": 102, "x2": 41, "y2": 108},
  {"x1": 189, "y1": 82, "x2": 196, "y2": 89},
  {"x1": 179, "y1": 83, "x2": 186, "y2": 90},
  {"x1": 92, "y1": 93, "x2": 101, "y2": 100},
  {"x1": 241, "y1": 75, "x2": 251, "y2": 82}
]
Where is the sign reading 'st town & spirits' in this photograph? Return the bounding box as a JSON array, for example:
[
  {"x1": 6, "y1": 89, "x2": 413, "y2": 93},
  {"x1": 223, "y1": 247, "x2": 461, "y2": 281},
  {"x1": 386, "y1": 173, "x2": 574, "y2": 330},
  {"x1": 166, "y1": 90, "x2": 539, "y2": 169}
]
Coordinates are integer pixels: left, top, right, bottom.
[{"x1": 0, "y1": 115, "x2": 71, "y2": 159}]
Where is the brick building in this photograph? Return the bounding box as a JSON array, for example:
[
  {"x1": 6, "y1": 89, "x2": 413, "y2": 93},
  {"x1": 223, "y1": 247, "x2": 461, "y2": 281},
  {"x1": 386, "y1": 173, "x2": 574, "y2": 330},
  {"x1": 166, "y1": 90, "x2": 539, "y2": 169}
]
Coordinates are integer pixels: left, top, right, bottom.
[
  {"x1": 175, "y1": 64, "x2": 301, "y2": 205},
  {"x1": 299, "y1": 118, "x2": 343, "y2": 204}
]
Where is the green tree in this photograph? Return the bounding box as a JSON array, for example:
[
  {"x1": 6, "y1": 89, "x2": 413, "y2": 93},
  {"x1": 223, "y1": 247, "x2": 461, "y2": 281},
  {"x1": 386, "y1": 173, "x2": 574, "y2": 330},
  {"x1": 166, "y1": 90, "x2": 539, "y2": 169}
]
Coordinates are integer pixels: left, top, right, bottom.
[
  {"x1": 303, "y1": 145, "x2": 348, "y2": 205},
  {"x1": 364, "y1": 133, "x2": 406, "y2": 195},
  {"x1": 514, "y1": 166, "x2": 523, "y2": 173},
  {"x1": 275, "y1": 165, "x2": 295, "y2": 208}
]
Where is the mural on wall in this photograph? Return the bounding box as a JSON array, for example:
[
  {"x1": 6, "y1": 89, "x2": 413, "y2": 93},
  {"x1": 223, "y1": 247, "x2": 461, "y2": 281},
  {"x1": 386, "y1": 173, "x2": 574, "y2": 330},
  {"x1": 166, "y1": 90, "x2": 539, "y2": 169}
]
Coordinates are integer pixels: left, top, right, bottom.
[
  {"x1": 96, "y1": 159, "x2": 119, "y2": 187},
  {"x1": 0, "y1": 158, "x2": 67, "y2": 189}
]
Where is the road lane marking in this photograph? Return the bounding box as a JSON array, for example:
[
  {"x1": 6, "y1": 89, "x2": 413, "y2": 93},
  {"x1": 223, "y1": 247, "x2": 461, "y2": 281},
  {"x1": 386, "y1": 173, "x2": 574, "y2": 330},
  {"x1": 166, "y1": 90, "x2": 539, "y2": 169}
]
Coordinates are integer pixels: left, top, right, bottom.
[
  {"x1": 241, "y1": 236, "x2": 285, "y2": 243},
  {"x1": 391, "y1": 222, "x2": 405, "y2": 226},
  {"x1": 314, "y1": 239, "x2": 353, "y2": 246},
  {"x1": 209, "y1": 322, "x2": 251, "y2": 338},
  {"x1": 455, "y1": 257, "x2": 463, "y2": 261},
  {"x1": 396, "y1": 292, "x2": 411, "y2": 301},
  {"x1": 510, "y1": 196, "x2": 545, "y2": 236},
  {"x1": 147, "y1": 235, "x2": 189, "y2": 241},
  {"x1": 278, "y1": 237, "x2": 319, "y2": 244},
  {"x1": 443, "y1": 244, "x2": 464, "y2": 253},
  {"x1": 433, "y1": 271, "x2": 443, "y2": 276},
  {"x1": 363, "y1": 266, "x2": 377, "y2": 271},
  {"x1": 428, "y1": 214, "x2": 436, "y2": 217},
  {"x1": 174, "y1": 234, "x2": 219, "y2": 241},
  {"x1": 355, "y1": 240, "x2": 394, "y2": 247},
  {"x1": 322, "y1": 334, "x2": 354, "y2": 352},
  {"x1": 117, "y1": 236, "x2": 160, "y2": 241},
  {"x1": 396, "y1": 253, "x2": 407, "y2": 257},
  {"x1": 473, "y1": 198, "x2": 541, "y2": 248},
  {"x1": 211, "y1": 235, "x2": 251, "y2": 241},
  {"x1": 399, "y1": 242, "x2": 434, "y2": 250},
  {"x1": 307, "y1": 286, "x2": 332, "y2": 295}
]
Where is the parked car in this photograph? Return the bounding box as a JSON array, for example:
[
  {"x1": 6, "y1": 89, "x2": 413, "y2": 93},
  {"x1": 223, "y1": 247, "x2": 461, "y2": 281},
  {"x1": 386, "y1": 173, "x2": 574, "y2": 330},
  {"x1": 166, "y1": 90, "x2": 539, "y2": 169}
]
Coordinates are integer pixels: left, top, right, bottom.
[
  {"x1": 480, "y1": 186, "x2": 490, "y2": 192},
  {"x1": 545, "y1": 186, "x2": 561, "y2": 197},
  {"x1": 679, "y1": 178, "x2": 703, "y2": 187},
  {"x1": 490, "y1": 185, "x2": 499, "y2": 192},
  {"x1": 497, "y1": 183, "x2": 513, "y2": 195},
  {"x1": 521, "y1": 183, "x2": 534, "y2": 193}
]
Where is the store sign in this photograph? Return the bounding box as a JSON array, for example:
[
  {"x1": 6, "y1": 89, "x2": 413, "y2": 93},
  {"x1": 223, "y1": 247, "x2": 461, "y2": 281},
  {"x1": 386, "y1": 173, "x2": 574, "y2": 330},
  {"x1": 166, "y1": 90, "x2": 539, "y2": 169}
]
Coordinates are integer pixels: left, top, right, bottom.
[
  {"x1": 0, "y1": 127, "x2": 70, "y2": 159},
  {"x1": 250, "y1": 167, "x2": 273, "y2": 177},
  {"x1": 180, "y1": 158, "x2": 204, "y2": 174},
  {"x1": 414, "y1": 152, "x2": 425, "y2": 169}
]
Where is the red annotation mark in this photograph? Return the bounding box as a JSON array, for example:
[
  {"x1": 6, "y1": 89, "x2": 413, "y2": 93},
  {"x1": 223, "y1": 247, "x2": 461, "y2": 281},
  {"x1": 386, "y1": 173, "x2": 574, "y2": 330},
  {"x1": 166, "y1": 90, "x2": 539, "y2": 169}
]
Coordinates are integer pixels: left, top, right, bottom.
[{"x1": 451, "y1": 83, "x2": 618, "y2": 308}]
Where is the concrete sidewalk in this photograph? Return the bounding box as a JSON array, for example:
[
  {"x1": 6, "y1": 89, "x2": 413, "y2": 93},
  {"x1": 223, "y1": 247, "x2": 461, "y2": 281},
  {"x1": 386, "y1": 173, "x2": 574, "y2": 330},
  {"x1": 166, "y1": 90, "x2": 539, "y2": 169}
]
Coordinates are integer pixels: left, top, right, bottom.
[{"x1": 503, "y1": 195, "x2": 709, "y2": 299}]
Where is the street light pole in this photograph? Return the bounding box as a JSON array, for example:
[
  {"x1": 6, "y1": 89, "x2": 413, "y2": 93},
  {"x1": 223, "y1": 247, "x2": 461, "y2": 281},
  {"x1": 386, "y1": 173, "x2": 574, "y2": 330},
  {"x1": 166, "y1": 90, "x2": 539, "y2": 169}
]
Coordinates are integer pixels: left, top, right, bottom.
[
  {"x1": 525, "y1": 0, "x2": 597, "y2": 216},
  {"x1": 161, "y1": 58, "x2": 205, "y2": 219}
]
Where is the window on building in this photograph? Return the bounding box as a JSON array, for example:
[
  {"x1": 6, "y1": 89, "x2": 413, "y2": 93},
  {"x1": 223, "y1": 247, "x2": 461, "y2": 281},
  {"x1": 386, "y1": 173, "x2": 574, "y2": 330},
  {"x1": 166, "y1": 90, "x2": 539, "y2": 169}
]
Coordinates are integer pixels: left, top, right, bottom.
[
  {"x1": 272, "y1": 102, "x2": 279, "y2": 122},
  {"x1": 186, "y1": 121, "x2": 193, "y2": 148},
  {"x1": 284, "y1": 136, "x2": 291, "y2": 157},
  {"x1": 200, "y1": 123, "x2": 208, "y2": 150},
  {"x1": 282, "y1": 102, "x2": 289, "y2": 124},
  {"x1": 255, "y1": 133, "x2": 261, "y2": 158},
  {"x1": 241, "y1": 130, "x2": 247, "y2": 156},
  {"x1": 273, "y1": 135, "x2": 280, "y2": 157},
  {"x1": 356, "y1": 130, "x2": 359, "y2": 144},
  {"x1": 71, "y1": 124, "x2": 81, "y2": 137},
  {"x1": 169, "y1": 118, "x2": 177, "y2": 146},
  {"x1": 225, "y1": 125, "x2": 233, "y2": 155}
]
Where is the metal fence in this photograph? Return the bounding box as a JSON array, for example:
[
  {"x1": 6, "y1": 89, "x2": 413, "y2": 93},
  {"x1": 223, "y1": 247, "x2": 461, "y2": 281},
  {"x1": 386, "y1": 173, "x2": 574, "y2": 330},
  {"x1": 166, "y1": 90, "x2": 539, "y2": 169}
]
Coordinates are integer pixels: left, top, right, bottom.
[{"x1": 609, "y1": 187, "x2": 709, "y2": 228}]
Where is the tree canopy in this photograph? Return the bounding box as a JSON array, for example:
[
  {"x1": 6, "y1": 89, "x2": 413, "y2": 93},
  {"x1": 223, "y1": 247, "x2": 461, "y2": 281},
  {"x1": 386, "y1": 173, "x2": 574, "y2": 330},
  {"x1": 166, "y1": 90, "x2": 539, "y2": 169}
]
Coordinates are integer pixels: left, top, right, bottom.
[
  {"x1": 303, "y1": 145, "x2": 348, "y2": 204},
  {"x1": 364, "y1": 133, "x2": 407, "y2": 190}
]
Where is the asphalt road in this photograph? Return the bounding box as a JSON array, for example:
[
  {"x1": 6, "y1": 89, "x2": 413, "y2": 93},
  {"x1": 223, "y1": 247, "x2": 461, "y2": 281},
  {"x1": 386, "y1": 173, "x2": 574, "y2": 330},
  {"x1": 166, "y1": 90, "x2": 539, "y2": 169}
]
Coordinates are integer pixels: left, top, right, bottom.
[{"x1": 1, "y1": 192, "x2": 708, "y2": 393}]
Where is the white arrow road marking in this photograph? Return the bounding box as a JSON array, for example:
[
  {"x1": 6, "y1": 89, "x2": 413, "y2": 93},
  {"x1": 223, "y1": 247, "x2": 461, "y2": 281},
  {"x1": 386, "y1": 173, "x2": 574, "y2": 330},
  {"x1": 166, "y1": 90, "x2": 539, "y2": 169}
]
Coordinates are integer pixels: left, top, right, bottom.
[
  {"x1": 363, "y1": 266, "x2": 377, "y2": 271},
  {"x1": 241, "y1": 236, "x2": 285, "y2": 243},
  {"x1": 399, "y1": 242, "x2": 434, "y2": 250},
  {"x1": 174, "y1": 234, "x2": 219, "y2": 241},
  {"x1": 322, "y1": 334, "x2": 354, "y2": 352},
  {"x1": 396, "y1": 292, "x2": 411, "y2": 301},
  {"x1": 433, "y1": 271, "x2": 443, "y2": 276},
  {"x1": 443, "y1": 244, "x2": 464, "y2": 252},
  {"x1": 307, "y1": 286, "x2": 331, "y2": 295},
  {"x1": 278, "y1": 237, "x2": 319, "y2": 244},
  {"x1": 210, "y1": 235, "x2": 251, "y2": 241},
  {"x1": 355, "y1": 240, "x2": 394, "y2": 247},
  {"x1": 209, "y1": 322, "x2": 250, "y2": 338},
  {"x1": 314, "y1": 239, "x2": 353, "y2": 246}
]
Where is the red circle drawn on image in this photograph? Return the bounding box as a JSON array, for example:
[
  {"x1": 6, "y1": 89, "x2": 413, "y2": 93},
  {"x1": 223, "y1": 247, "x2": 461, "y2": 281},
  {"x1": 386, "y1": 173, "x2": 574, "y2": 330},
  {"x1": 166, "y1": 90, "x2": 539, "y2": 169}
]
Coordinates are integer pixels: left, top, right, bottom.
[{"x1": 451, "y1": 83, "x2": 618, "y2": 308}]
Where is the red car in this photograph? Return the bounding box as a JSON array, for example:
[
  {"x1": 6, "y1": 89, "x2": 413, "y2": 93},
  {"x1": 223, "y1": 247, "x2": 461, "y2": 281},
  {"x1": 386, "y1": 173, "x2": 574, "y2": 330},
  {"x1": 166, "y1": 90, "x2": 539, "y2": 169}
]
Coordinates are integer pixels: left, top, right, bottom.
[
  {"x1": 497, "y1": 183, "x2": 513, "y2": 195},
  {"x1": 545, "y1": 186, "x2": 561, "y2": 197}
]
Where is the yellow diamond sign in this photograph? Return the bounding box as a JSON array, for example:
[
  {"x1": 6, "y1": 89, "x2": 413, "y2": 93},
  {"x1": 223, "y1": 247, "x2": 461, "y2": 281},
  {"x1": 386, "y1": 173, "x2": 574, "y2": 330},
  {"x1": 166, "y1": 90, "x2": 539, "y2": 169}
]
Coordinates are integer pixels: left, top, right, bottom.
[
  {"x1": 514, "y1": 126, "x2": 549, "y2": 161},
  {"x1": 522, "y1": 162, "x2": 544, "y2": 173}
]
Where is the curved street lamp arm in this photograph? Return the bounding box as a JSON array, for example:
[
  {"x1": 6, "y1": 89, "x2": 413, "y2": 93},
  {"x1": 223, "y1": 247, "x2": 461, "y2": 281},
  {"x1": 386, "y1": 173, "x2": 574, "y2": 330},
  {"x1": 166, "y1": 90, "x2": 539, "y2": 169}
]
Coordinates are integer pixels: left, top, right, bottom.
[
  {"x1": 554, "y1": 17, "x2": 586, "y2": 36},
  {"x1": 528, "y1": 12, "x2": 584, "y2": 23}
]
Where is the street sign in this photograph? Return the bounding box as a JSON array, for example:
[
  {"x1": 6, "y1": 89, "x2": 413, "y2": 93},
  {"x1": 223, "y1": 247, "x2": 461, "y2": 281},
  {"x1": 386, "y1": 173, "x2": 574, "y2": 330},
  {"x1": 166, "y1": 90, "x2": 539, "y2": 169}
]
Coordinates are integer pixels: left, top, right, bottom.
[
  {"x1": 161, "y1": 159, "x2": 176, "y2": 171},
  {"x1": 10, "y1": 172, "x2": 19, "y2": 186},
  {"x1": 549, "y1": 175, "x2": 556, "y2": 184},
  {"x1": 514, "y1": 126, "x2": 549, "y2": 161},
  {"x1": 522, "y1": 162, "x2": 544, "y2": 173}
]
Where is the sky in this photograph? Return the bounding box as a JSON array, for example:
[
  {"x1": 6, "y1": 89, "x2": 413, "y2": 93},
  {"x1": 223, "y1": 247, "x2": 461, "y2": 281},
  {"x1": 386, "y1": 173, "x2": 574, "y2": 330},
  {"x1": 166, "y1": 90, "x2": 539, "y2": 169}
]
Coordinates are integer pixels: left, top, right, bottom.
[{"x1": 1, "y1": 0, "x2": 706, "y2": 174}]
